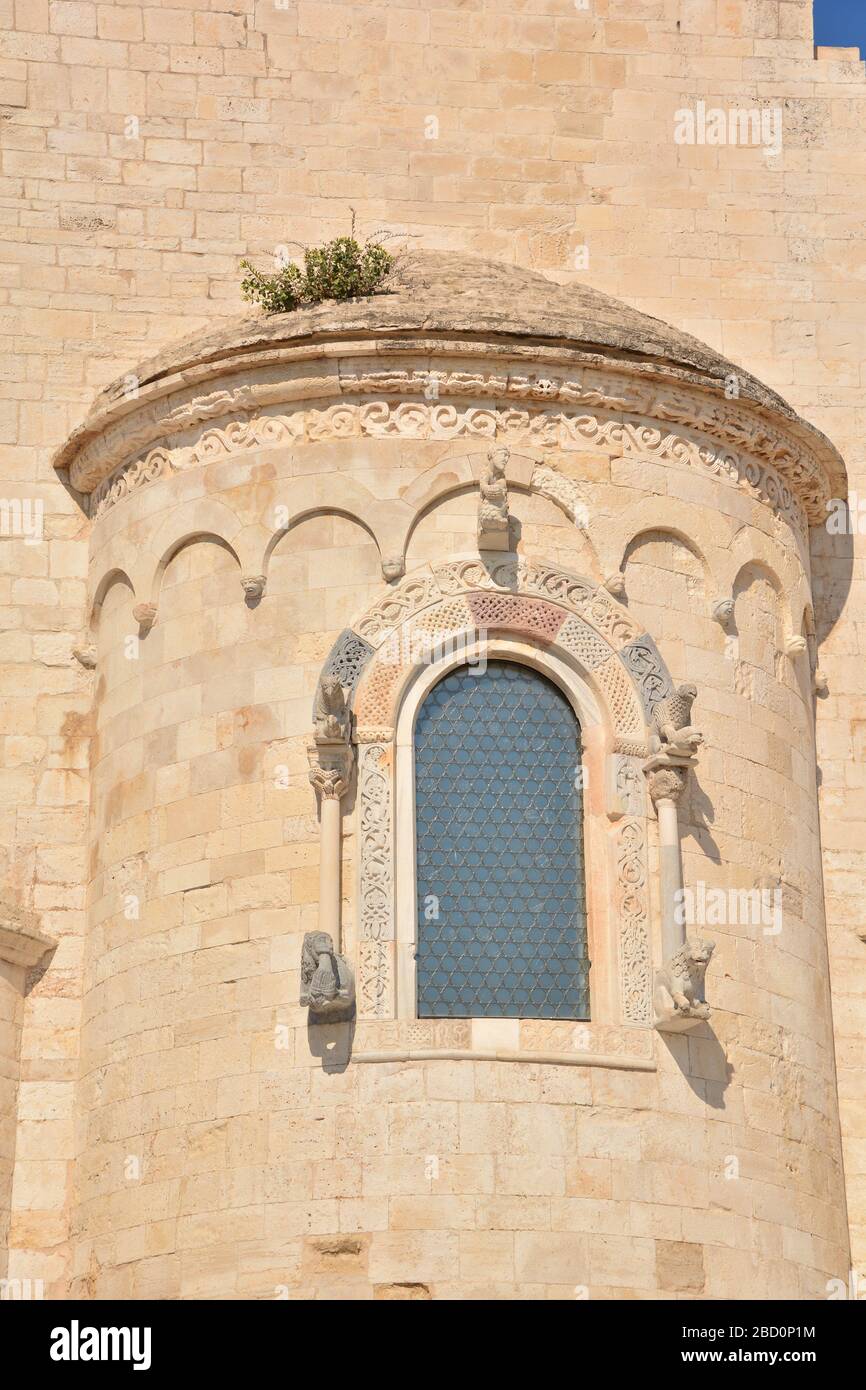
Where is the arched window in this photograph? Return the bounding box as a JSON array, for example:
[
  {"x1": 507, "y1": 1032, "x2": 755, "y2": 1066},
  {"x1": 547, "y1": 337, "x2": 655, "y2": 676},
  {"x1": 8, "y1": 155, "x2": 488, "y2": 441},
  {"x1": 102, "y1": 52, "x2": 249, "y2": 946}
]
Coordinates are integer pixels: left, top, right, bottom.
[{"x1": 413, "y1": 660, "x2": 589, "y2": 1020}]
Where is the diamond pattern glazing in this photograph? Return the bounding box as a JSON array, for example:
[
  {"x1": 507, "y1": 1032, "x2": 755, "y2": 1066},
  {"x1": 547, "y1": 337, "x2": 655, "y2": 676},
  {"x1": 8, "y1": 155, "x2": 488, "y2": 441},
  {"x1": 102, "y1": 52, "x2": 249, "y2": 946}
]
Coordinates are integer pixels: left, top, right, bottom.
[{"x1": 414, "y1": 661, "x2": 589, "y2": 1019}]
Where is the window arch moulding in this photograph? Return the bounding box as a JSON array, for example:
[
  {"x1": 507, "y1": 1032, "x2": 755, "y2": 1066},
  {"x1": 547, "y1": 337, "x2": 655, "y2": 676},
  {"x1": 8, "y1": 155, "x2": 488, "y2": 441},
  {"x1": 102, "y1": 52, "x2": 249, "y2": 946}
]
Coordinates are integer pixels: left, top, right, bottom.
[{"x1": 315, "y1": 554, "x2": 676, "y2": 1069}]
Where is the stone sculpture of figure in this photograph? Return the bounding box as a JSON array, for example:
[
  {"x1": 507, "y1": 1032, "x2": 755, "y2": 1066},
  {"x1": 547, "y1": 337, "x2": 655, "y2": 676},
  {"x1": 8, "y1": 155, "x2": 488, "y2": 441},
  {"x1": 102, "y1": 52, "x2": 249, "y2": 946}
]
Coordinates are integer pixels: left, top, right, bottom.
[
  {"x1": 478, "y1": 446, "x2": 510, "y2": 548},
  {"x1": 654, "y1": 937, "x2": 714, "y2": 1025},
  {"x1": 314, "y1": 673, "x2": 351, "y2": 744},
  {"x1": 300, "y1": 931, "x2": 355, "y2": 1019},
  {"x1": 651, "y1": 682, "x2": 703, "y2": 757}
]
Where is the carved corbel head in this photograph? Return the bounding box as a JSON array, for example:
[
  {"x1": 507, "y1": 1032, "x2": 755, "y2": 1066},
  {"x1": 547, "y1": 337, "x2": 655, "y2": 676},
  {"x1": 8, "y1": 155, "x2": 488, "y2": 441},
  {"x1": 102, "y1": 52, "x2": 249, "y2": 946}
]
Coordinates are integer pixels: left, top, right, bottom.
[
  {"x1": 241, "y1": 574, "x2": 266, "y2": 602},
  {"x1": 604, "y1": 572, "x2": 626, "y2": 601},
  {"x1": 711, "y1": 598, "x2": 735, "y2": 629},
  {"x1": 73, "y1": 643, "x2": 97, "y2": 670},
  {"x1": 784, "y1": 634, "x2": 807, "y2": 659},
  {"x1": 132, "y1": 602, "x2": 157, "y2": 634},
  {"x1": 814, "y1": 669, "x2": 829, "y2": 697},
  {"x1": 381, "y1": 556, "x2": 405, "y2": 583}
]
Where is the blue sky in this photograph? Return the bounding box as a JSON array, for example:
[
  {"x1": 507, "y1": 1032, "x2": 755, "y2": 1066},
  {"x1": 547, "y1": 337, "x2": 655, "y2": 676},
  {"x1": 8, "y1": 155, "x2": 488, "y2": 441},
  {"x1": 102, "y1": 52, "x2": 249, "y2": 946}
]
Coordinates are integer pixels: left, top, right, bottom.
[{"x1": 813, "y1": 0, "x2": 866, "y2": 51}]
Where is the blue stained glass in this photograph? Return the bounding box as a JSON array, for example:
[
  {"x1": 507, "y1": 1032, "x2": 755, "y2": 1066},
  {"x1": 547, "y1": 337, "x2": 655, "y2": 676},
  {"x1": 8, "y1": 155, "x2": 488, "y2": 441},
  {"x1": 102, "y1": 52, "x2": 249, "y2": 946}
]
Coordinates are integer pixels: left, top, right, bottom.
[{"x1": 414, "y1": 661, "x2": 589, "y2": 1019}]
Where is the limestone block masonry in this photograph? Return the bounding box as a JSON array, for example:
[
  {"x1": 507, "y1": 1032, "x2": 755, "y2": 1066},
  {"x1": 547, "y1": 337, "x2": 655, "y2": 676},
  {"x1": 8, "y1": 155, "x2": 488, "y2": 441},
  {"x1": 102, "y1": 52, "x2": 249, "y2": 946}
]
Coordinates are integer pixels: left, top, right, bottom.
[
  {"x1": 2, "y1": 251, "x2": 842, "y2": 1299},
  {"x1": 1, "y1": 1, "x2": 864, "y2": 1300}
]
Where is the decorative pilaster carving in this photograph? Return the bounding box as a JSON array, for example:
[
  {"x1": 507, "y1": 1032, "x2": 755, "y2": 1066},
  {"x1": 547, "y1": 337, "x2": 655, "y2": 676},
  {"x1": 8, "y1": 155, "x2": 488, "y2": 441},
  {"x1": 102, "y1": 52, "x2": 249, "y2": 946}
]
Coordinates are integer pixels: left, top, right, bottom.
[
  {"x1": 477, "y1": 445, "x2": 511, "y2": 550},
  {"x1": 642, "y1": 679, "x2": 712, "y2": 1032},
  {"x1": 615, "y1": 818, "x2": 652, "y2": 1025},
  {"x1": 308, "y1": 673, "x2": 354, "y2": 798},
  {"x1": 357, "y1": 742, "x2": 394, "y2": 1018},
  {"x1": 607, "y1": 753, "x2": 646, "y2": 820}
]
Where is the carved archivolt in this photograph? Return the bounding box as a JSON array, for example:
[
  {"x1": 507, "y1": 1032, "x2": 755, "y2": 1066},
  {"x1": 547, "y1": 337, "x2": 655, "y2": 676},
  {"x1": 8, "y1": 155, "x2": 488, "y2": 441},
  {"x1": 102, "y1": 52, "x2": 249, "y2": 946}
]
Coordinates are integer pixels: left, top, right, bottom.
[{"x1": 343, "y1": 559, "x2": 663, "y2": 1024}]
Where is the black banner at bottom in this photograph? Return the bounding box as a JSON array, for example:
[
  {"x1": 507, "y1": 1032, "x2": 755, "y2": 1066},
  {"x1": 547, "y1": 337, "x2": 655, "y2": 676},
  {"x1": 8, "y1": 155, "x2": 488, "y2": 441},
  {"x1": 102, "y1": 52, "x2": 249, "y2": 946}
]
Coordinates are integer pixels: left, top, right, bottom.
[{"x1": 3, "y1": 1296, "x2": 862, "y2": 1375}]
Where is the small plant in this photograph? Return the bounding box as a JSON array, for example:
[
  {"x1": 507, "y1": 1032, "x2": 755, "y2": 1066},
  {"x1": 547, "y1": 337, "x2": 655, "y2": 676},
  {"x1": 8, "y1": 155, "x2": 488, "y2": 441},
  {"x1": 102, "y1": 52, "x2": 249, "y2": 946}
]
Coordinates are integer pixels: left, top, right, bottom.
[{"x1": 240, "y1": 212, "x2": 398, "y2": 313}]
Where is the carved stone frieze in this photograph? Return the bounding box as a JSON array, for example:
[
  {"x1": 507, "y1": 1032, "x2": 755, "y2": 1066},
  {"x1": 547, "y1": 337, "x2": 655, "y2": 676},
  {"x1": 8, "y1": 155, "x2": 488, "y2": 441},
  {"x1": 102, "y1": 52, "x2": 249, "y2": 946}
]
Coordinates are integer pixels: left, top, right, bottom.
[
  {"x1": 519, "y1": 1019, "x2": 654, "y2": 1059},
  {"x1": 85, "y1": 394, "x2": 814, "y2": 539},
  {"x1": 352, "y1": 1019, "x2": 473, "y2": 1052}
]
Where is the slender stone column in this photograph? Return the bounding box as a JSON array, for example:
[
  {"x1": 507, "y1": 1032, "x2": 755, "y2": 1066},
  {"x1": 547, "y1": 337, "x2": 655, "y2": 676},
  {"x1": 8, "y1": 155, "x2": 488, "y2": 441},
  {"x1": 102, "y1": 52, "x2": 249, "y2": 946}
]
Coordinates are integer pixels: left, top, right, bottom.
[
  {"x1": 643, "y1": 751, "x2": 714, "y2": 1031},
  {"x1": 307, "y1": 742, "x2": 353, "y2": 954},
  {"x1": 644, "y1": 758, "x2": 691, "y2": 961}
]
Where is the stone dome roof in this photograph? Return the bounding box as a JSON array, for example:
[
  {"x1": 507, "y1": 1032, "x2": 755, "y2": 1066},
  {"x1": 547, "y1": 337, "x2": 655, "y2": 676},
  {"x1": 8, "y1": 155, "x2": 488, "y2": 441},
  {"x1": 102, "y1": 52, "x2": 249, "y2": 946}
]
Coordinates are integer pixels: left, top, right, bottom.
[
  {"x1": 55, "y1": 249, "x2": 846, "y2": 509},
  {"x1": 93, "y1": 250, "x2": 796, "y2": 411}
]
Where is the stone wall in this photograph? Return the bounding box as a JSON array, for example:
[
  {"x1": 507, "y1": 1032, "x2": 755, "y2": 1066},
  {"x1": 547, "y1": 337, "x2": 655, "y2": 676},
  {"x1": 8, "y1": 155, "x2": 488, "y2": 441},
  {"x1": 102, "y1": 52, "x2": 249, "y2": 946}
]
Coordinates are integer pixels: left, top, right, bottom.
[
  {"x1": 1, "y1": 0, "x2": 864, "y2": 1292},
  {"x1": 58, "y1": 400, "x2": 846, "y2": 1297}
]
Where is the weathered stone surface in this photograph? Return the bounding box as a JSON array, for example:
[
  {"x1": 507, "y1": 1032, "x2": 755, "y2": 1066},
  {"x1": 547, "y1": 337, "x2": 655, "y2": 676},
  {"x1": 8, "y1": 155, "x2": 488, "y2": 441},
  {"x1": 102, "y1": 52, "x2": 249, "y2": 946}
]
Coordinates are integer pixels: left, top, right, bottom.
[{"x1": 0, "y1": 2, "x2": 861, "y2": 1307}]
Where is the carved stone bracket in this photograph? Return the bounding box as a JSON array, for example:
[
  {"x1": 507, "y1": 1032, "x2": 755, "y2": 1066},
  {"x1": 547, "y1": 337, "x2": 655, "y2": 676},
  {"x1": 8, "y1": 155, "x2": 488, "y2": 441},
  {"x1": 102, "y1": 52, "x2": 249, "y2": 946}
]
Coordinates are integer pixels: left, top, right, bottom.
[
  {"x1": 241, "y1": 574, "x2": 266, "y2": 602},
  {"x1": 653, "y1": 938, "x2": 715, "y2": 1031},
  {"x1": 300, "y1": 930, "x2": 355, "y2": 1022},
  {"x1": 0, "y1": 896, "x2": 56, "y2": 971},
  {"x1": 73, "y1": 643, "x2": 97, "y2": 670},
  {"x1": 132, "y1": 602, "x2": 157, "y2": 634}
]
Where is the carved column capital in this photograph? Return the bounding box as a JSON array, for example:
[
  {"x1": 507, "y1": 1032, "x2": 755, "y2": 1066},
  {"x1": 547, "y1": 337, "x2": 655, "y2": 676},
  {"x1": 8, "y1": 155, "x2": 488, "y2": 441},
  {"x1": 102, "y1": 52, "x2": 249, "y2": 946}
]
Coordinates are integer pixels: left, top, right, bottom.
[
  {"x1": 308, "y1": 763, "x2": 350, "y2": 800},
  {"x1": 307, "y1": 739, "x2": 353, "y2": 801},
  {"x1": 643, "y1": 753, "x2": 692, "y2": 806}
]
